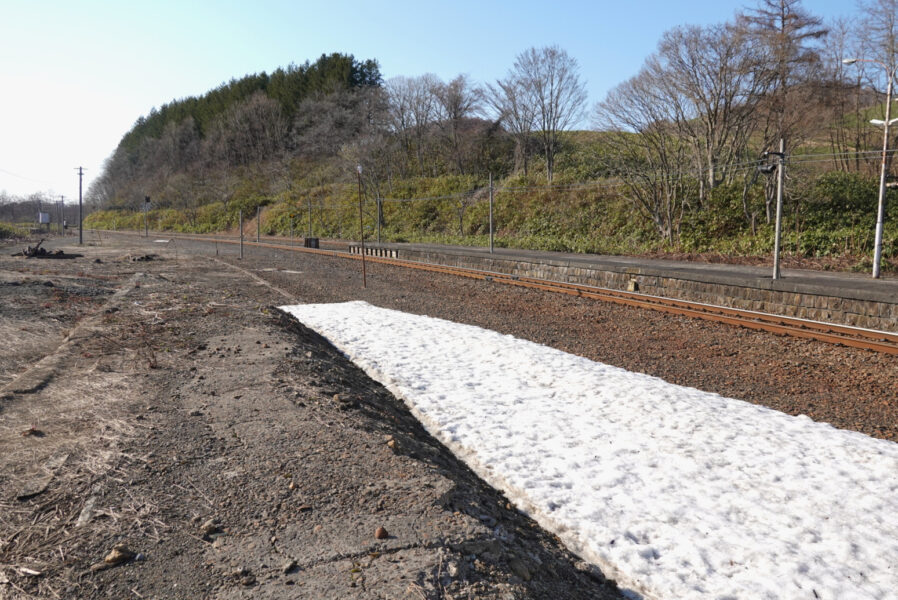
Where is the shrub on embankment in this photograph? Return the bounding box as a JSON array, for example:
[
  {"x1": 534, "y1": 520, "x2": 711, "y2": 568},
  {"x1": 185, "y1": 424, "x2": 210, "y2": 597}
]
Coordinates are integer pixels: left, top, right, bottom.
[
  {"x1": 84, "y1": 170, "x2": 896, "y2": 271},
  {"x1": 0, "y1": 223, "x2": 29, "y2": 240}
]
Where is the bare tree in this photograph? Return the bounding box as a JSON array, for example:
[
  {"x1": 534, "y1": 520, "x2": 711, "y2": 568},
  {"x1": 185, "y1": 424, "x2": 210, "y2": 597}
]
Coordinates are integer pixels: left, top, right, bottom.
[
  {"x1": 857, "y1": 0, "x2": 898, "y2": 152},
  {"x1": 390, "y1": 74, "x2": 442, "y2": 175},
  {"x1": 486, "y1": 73, "x2": 537, "y2": 175},
  {"x1": 848, "y1": 0, "x2": 898, "y2": 185},
  {"x1": 86, "y1": 160, "x2": 119, "y2": 210},
  {"x1": 512, "y1": 46, "x2": 587, "y2": 183},
  {"x1": 0, "y1": 192, "x2": 57, "y2": 223},
  {"x1": 594, "y1": 70, "x2": 694, "y2": 243},
  {"x1": 650, "y1": 23, "x2": 765, "y2": 198},
  {"x1": 737, "y1": 0, "x2": 828, "y2": 221},
  {"x1": 819, "y1": 17, "x2": 879, "y2": 173},
  {"x1": 433, "y1": 74, "x2": 483, "y2": 174},
  {"x1": 385, "y1": 76, "x2": 416, "y2": 176},
  {"x1": 738, "y1": 0, "x2": 828, "y2": 143},
  {"x1": 291, "y1": 86, "x2": 388, "y2": 157},
  {"x1": 860, "y1": 0, "x2": 898, "y2": 70},
  {"x1": 204, "y1": 92, "x2": 288, "y2": 168}
]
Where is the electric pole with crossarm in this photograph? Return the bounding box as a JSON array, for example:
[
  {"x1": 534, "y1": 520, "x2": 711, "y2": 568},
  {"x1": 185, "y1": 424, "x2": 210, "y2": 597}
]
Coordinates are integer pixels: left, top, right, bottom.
[{"x1": 76, "y1": 167, "x2": 85, "y2": 244}]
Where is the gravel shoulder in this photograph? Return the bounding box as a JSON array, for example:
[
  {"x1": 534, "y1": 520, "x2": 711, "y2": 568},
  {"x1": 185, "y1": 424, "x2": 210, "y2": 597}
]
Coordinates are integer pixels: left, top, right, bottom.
[{"x1": 0, "y1": 236, "x2": 621, "y2": 599}]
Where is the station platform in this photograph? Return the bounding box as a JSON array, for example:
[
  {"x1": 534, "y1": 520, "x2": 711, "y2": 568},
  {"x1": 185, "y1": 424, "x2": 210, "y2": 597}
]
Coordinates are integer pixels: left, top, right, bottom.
[{"x1": 351, "y1": 242, "x2": 898, "y2": 332}]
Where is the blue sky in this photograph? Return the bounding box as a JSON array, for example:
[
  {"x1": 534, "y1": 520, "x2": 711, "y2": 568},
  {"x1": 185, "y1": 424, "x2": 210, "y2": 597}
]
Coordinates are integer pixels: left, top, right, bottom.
[{"x1": 0, "y1": 0, "x2": 854, "y2": 199}]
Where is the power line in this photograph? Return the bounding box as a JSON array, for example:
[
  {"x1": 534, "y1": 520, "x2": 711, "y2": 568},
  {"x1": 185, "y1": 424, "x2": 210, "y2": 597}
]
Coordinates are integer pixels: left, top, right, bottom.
[
  {"x1": 0, "y1": 166, "x2": 54, "y2": 187},
  {"x1": 380, "y1": 190, "x2": 476, "y2": 203}
]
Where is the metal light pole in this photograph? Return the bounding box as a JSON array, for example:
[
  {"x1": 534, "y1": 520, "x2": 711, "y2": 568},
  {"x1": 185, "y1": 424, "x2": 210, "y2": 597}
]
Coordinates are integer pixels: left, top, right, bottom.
[
  {"x1": 843, "y1": 58, "x2": 897, "y2": 278},
  {"x1": 357, "y1": 165, "x2": 366, "y2": 288}
]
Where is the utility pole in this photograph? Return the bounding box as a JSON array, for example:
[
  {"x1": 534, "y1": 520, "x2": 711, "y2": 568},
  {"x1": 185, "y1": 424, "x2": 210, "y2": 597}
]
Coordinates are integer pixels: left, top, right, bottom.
[
  {"x1": 58, "y1": 196, "x2": 64, "y2": 234},
  {"x1": 76, "y1": 167, "x2": 84, "y2": 244},
  {"x1": 772, "y1": 139, "x2": 785, "y2": 280},
  {"x1": 758, "y1": 143, "x2": 786, "y2": 280},
  {"x1": 357, "y1": 165, "x2": 366, "y2": 288},
  {"x1": 489, "y1": 173, "x2": 494, "y2": 254}
]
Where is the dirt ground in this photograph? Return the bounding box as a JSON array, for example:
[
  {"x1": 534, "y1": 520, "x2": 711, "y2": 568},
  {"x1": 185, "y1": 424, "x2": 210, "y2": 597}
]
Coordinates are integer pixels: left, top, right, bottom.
[
  {"x1": 0, "y1": 235, "x2": 623, "y2": 599},
  {"x1": 2, "y1": 232, "x2": 896, "y2": 599}
]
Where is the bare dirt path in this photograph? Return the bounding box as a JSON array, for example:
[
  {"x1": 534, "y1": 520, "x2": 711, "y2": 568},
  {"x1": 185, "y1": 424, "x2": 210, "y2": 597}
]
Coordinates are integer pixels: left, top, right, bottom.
[{"x1": 0, "y1": 235, "x2": 621, "y2": 599}]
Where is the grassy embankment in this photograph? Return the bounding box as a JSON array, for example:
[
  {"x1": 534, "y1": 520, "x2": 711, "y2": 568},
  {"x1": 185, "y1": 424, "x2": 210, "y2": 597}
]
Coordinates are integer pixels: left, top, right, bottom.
[{"x1": 85, "y1": 131, "x2": 897, "y2": 272}]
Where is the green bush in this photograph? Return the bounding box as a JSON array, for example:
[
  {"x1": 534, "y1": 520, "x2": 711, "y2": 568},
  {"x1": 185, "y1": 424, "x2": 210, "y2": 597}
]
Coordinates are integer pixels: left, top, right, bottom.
[
  {"x1": 83, "y1": 168, "x2": 895, "y2": 271},
  {"x1": 0, "y1": 222, "x2": 27, "y2": 239},
  {"x1": 803, "y1": 171, "x2": 878, "y2": 229},
  {"x1": 84, "y1": 210, "x2": 143, "y2": 231}
]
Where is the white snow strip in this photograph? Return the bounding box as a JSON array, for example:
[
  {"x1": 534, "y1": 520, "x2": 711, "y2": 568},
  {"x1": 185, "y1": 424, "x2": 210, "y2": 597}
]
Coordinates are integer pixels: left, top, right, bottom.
[{"x1": 281, "y1": 301, "x2": 898, "y2": 600}]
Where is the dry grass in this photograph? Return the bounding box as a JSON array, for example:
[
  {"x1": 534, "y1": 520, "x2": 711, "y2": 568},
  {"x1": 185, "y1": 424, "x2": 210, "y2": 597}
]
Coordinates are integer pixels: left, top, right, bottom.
[
  {"x1": 0, "y1": 270, "x2": 167, "y2": 598},
  {"x1": 0, "y1": 392, "x2": 166, "y2": 598}
]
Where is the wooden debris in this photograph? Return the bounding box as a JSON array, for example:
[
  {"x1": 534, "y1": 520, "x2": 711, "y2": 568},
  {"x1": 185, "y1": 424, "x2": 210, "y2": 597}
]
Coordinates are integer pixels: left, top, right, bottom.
[
  {"x1": 11, "y1": 239, "x2": 82, "y2": 259},
  {"x1": 20, "y1": 425, "x2": 44, "y2": 437}
]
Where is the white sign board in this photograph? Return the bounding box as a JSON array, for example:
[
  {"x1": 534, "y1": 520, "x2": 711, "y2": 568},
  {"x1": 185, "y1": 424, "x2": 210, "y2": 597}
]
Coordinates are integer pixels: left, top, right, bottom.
[{"x1": 38, "y1": 212, "x2": 51, "y2": 224}]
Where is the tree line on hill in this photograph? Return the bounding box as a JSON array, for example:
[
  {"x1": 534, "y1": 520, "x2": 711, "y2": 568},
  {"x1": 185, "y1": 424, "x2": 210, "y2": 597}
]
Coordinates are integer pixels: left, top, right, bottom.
[
  {"x1": 0, "y1": 192, "x2": 80, "y2": 231},
  {"x1": 73, "y1": 0, "x2": 897, "y2": 261},
  {"x1": 87, "y1": 45, "x2": 589, "y2": 211}
]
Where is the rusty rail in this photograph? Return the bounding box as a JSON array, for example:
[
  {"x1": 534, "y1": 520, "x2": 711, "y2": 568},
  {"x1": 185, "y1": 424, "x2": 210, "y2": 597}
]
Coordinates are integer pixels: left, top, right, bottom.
[{"x1": 141, "y1": 232, "x2": 898, "y2": 355}]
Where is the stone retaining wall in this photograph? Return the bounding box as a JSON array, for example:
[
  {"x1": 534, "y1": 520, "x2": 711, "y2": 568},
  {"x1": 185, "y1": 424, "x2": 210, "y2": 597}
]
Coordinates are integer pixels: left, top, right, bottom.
[{"x1": 351, "y1": 245, "x2": 897, "y2": 333}]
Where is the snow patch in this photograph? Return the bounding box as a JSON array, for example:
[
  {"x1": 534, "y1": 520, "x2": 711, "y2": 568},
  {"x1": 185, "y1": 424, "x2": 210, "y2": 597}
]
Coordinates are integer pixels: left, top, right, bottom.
[{"x1": 281, "y1": 301, "x2": 898, "y2": 600}]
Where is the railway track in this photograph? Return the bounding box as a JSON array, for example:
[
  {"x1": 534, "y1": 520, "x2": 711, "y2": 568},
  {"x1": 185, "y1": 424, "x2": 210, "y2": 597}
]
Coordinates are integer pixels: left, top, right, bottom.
[{"x1": 136, "y1": 232, "x2": 898, "y2": 355}]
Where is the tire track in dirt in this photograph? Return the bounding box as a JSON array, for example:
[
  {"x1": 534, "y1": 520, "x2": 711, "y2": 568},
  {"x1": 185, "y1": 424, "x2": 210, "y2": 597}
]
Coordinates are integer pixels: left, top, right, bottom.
[{"x1": 1, "y1": 272, "x2": 145, "y2": 399}]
